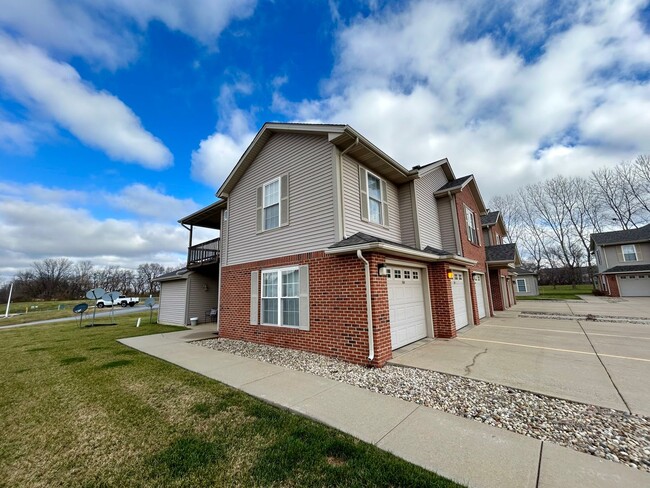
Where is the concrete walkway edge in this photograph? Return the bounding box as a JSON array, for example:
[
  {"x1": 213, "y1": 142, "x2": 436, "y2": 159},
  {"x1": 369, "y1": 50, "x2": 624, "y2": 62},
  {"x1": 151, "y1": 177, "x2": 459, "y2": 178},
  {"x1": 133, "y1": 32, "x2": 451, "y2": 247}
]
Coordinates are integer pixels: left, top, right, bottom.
[{"x1": 118, "y1": 327, "x2": 649, "y2": 488}]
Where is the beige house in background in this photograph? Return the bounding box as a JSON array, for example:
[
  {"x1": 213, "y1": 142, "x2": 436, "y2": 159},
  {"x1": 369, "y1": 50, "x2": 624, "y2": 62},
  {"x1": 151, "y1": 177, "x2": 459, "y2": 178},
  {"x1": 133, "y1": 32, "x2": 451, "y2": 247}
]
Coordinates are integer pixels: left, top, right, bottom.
[{"x1": 513, "y1": 267, "x2": 539, "y2": 297}]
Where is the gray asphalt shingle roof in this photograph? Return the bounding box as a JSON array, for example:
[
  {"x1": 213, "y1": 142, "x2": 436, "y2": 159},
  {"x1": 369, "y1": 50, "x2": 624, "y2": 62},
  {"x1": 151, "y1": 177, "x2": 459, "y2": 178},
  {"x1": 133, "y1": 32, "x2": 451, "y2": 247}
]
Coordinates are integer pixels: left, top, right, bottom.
[
  {"x1": 481, "y1": 211, "x2": 500, "y2": 227},
  {"x1": 485, "y1": 243, "x2": 517, "y2": 262},
  {"x1": 434, "y1": 175, "x2": 472, "y2": 192},
  {"x1": 329, "y1": 232, "x2": 454, "y2": 256},
  {"x1": 602, "y1": 264, "x2": 650, "y2": 274},
  {"x1": 591, "y1": 224, "x2": 650, "y2": 246}
]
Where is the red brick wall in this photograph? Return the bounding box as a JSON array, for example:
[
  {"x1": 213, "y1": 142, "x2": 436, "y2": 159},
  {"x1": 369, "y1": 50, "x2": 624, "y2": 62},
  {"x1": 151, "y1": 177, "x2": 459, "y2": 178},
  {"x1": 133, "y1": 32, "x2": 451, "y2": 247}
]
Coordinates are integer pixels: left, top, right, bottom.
[
  {"x1": 489, "y1": 269, "x2": 505, "y2": 311},
  {"x1": 219, "y1": 251, "x2": 393, "y2": 367},
  {"x1": 606, "y1": 275, "x2": 620, "y2": 297},
  {"x1": 428, "y1": 262, "x2": 457, "y2": 338},
  {"x1": 453, "y1": 186, "x2": 491, "y2": 322}
]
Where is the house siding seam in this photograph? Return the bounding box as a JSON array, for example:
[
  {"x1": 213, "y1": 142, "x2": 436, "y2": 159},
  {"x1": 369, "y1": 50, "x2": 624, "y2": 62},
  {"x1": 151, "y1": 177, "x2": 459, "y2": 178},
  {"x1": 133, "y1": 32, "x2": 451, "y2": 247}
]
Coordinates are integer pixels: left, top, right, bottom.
[
  {"x1": 438, "y1": 196, "x2": 457, "y2": 254},
  {"x1": 219, "y1": 251, "x2": 394, "y2": 367},
  {"x1": 398, "y1": 183, "x2": 417, "y2": 247},
  {"x1": 454, "y1": 186, "x2": 491, "y2": 323},
  {"x1": 226, "y1": 132, "x2": 335, "y2": 266},
  {"x1": 341, "y1": 155, "x2": 402, "y2": 242},
  {"x1": 413, "y1": 168, "x2": 446, "y2": 250}
]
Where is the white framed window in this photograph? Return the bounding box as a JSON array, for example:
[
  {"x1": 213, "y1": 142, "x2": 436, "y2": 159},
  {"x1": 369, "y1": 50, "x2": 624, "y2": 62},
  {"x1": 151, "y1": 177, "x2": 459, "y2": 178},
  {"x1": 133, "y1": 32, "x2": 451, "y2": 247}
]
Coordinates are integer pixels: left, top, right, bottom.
[
  {"x1": 359, "y1": 167, "x2": 389, "y2": 227},
  {"x1": 412, "y1": 270, "x2": 419, "y2": 280},
  {"x1": 622, "y1": 244, "x2": 637, "y2": 262},
  {"x1": 516, "y1": 279, "x2": 527, "y2": 292},
  {"x1": 263, "y1": 178, "x2": 280, "y2": 230},
  {"x1": 394, "y1": 269, "x2": 402, "y2": 279},
  {"x1": 367, "y1": 172, "x2": 383, "y2": 224},
  {"x1": 261, "y1": 267, "x2": 300, "y2": 327},
  {"x1": 465, "y1": 207, "x2": 479, "y2": 245}
]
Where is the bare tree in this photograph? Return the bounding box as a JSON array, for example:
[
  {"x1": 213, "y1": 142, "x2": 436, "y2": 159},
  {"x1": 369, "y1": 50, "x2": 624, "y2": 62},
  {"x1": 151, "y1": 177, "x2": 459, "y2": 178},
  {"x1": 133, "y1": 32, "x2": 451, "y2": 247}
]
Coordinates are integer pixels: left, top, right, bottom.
[
  {"x1": 591, "y1": 166, "x2": 642, "y2": 229},
  {"x1": 31, "y1": 258, "x2": 74, "y2": 300}
]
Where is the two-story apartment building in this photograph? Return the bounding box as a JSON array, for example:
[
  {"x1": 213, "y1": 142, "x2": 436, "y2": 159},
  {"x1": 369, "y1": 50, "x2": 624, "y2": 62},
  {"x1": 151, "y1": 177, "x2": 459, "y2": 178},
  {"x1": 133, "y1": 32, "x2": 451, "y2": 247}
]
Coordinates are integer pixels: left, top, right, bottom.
[
  {"x1": 481, "y1": 211, "x2": 520, "y2": 309},
  {"x1": 591, "y1": 225, "x2": 650, "y2": 297},
  {"x1": 160, "y1": 123, "x2": 520, "y2": 366}
]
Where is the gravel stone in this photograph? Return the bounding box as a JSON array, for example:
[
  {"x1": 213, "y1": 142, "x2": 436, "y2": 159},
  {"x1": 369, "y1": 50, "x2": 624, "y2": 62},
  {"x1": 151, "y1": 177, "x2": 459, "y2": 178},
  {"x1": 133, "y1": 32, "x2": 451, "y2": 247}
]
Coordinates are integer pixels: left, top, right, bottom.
[{"x1": 196, "y1": 337, "x2": 650, "y2": 472}]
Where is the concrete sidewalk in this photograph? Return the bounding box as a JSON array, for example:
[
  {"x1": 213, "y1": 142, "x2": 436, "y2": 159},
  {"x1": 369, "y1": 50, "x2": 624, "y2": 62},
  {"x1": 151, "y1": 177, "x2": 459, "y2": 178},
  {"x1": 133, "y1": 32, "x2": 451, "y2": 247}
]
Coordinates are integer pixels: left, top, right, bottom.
[{"x1": 118, "y1": 327, "x2": 649, "y2": 488}]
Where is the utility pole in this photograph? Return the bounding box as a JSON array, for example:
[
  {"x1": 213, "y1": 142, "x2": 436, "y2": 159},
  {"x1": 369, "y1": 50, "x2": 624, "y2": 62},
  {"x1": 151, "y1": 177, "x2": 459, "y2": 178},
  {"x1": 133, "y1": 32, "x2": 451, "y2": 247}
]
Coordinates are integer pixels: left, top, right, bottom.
[{"x1": 5, "y1": 282, "x2": 13, "y2": 318}]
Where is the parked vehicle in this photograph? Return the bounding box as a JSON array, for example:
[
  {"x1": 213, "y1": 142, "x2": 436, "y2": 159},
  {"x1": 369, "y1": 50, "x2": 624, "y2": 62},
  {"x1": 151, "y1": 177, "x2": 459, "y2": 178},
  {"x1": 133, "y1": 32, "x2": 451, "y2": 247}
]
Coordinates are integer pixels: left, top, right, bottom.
[{"x1": 96, "y1": 295, "x2": 139, "y2": 308}]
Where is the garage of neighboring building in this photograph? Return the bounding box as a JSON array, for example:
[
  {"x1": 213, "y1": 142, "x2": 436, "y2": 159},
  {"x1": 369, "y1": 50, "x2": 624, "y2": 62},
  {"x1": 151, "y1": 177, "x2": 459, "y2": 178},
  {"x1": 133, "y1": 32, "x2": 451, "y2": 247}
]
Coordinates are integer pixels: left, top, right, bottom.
[
  {"x1": 618, "y1": 274, "x2": 650, "y2": 297},
  {"x1": 473, "y1": 273, "x2": 487, "y2": 319},
  {"x1": 155, "y1": 268, "x2": 219, "y2": 326},
  {"x1": 451, "y1": 270, "x2": 469, "y2": 330},
  {"x1": 387, "y1": 265, "x2": 428, "y2": 349}
]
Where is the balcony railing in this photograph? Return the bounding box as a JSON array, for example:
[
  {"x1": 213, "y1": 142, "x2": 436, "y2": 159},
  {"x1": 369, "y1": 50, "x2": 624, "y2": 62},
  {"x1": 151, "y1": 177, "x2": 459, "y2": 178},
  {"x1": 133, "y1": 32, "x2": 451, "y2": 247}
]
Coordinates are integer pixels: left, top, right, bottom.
[{"x1": 187, "y1": 237, "x2": 220, "y2": 268}]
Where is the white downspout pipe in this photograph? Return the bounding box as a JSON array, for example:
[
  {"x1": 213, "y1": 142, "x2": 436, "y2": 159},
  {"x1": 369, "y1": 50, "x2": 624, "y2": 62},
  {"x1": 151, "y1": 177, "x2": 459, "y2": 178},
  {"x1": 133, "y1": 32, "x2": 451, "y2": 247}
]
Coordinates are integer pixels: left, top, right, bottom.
[{"x1": 357, "y1": 250, "x2": 374, "y2": 362}]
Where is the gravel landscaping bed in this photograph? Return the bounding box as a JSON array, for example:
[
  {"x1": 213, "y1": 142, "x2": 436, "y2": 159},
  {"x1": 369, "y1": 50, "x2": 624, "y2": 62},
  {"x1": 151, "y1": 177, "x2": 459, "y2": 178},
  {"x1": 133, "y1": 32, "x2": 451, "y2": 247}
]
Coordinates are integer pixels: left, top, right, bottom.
[{"x1": 197, "y1": 338, "x2": 650, "y2": 472}]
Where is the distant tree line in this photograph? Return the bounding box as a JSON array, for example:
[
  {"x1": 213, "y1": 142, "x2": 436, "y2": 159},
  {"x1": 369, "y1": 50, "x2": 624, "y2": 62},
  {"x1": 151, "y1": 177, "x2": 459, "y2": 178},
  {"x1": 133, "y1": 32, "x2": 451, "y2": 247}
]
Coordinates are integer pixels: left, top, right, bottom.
[
  {"x1": 0, "y1": 259, "x2": 177, "y2": 303},
  {"x1": 491, "y1": 155, "x2": 650, "y2": 286}
]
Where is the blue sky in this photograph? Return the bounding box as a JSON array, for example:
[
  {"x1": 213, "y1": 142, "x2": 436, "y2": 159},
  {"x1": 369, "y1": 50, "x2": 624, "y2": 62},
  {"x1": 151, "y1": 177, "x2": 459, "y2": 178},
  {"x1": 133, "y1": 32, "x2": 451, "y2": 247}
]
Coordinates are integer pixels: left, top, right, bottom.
[{"x1": 1, "y1": 0, "x2": 649, "y2": 282}]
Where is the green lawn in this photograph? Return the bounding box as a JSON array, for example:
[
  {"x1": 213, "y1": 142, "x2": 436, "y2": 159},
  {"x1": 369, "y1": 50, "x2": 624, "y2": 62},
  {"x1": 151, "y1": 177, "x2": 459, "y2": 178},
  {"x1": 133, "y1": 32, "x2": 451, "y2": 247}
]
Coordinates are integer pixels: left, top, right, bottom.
[
  {"x1": 517, "y1": 284, "x2": 594, "y2": 300},
  {"x1": 0, "y1": 298, "x2": 152, "y2": 327},
  {"x1": 0, "y1": 313, "x2": 459, "y2": 487}
]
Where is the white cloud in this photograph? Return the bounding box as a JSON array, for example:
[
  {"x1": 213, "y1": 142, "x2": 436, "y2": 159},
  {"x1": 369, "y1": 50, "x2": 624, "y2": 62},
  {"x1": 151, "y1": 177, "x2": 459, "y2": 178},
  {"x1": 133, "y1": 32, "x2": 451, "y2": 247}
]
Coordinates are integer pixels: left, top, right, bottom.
[
  {"x1": 0, "y1": 35, "x2": 173, "y2": 168},
  {"x1": 275, "y1": 0, "x2": 650, "y2": 198},
  {"x1": 0, "y1": 188, "x2": 203, "y2": 281},
  {"x1": 104, "y1": 184, "x2": 200, "y2": 221},
  {"x1": 0, "y1": 0, "x2": 257, "y2": 69},
  {"x1": 191, "y1": 81, "x2": 257, "y2": 188}
]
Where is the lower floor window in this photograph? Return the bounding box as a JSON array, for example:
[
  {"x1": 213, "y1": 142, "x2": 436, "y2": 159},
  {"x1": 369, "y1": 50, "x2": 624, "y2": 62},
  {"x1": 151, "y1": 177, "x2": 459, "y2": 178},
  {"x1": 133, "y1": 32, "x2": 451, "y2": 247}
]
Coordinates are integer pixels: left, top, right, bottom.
[
  {"x1": 262, "y1": 267, "x2": 299, "y2": 326},
  {"x1": 516, "y1": 279, "x2": 527, "y2": 292}
]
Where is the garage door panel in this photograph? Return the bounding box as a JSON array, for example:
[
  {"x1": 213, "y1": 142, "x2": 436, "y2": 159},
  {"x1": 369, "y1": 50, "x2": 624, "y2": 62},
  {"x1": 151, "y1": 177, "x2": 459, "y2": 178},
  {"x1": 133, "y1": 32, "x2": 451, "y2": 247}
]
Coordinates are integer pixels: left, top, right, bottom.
[
  {"x1": 618, "y1": 274, "x2": 650, "y2": 297},
  {"x1": 451, "y1": 272, "x2": 469, "y2": 330},
  {"x1": 388, "y1": 266, "x2": 427, "y2": 349},
  {"x1": 474, "y1": 274, "x2": 486, "y2": 319}
]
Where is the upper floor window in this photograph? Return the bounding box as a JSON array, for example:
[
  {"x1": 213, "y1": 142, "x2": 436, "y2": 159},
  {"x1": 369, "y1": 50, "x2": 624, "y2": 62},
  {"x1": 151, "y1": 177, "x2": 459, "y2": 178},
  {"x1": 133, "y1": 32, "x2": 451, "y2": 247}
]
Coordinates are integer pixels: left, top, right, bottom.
[
  {"x1": 359, "y1": 167, "x2": 389, "y2": 227},
  {"x1": 257, "y1": 175, "x2": 289, "y2": 233},
  {"x1": 622, "y1": 244, "x2": 638, "y2": 262},
  {"x1": 465, "y1": 207, "x2": 479, "y2": 245},
  {"x1": 263, "y1": 178, "x2": 280, "y2": 230}
]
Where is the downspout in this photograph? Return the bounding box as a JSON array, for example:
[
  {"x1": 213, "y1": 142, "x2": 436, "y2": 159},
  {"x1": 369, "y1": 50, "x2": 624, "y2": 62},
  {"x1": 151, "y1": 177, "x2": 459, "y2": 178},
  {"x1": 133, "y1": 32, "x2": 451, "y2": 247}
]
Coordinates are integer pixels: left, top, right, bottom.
[
  {"x1": 338, "y1": 138, "x2": 359, "y2": 239},
  {"x1": 356, "y1": 250, "x2": 374, "y2": 363}
]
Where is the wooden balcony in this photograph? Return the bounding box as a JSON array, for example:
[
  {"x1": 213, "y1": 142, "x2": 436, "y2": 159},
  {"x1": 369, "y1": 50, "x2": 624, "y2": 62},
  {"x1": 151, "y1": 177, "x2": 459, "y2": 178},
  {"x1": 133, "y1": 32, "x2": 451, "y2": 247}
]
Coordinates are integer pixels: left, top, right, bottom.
[{"x1": 187, "y1": 237, "x2": 220, "y2": 268}]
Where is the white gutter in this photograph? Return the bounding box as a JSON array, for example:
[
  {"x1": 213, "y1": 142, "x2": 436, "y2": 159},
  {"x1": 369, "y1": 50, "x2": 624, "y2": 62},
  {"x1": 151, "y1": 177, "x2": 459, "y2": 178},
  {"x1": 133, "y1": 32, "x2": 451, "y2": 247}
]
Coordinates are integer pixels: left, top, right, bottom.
[
  {"x1": 326, "y1": 242, "x2": 477, "y2": 266},
  {"x1": 356, "y1": 250, "x2": 374, "y2": 362}
]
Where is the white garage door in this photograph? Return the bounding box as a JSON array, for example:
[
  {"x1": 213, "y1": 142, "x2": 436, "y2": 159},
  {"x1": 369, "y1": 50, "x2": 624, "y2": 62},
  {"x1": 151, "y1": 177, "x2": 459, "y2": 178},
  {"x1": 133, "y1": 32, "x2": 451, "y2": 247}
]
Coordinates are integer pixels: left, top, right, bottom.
[
  {"x1": 473, "y1": 274, "x2": 486, "y2": 319},
  {"x1": 451, "y1": 271, "x2": 469, "y2": 330},
  {"x1": 618, "y1": 274, "x2": 650, "y2": 297},
  {"x1": 387, "y1": 266, "x2": 427, "y2": 349},
  {"x1": 158, "y1": 279, "x2": 188, "y2": 325}
]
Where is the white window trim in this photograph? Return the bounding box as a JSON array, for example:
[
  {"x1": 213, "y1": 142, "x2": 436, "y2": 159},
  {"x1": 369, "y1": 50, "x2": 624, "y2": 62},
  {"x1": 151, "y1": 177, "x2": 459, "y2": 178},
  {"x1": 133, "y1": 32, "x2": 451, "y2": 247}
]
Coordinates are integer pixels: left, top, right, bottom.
[
  {"x1": 622, "y1": 244, "x2": 638, "y2": 262},
  {"x1": 516, "y1": 278, "x2": 527, "y2": 292},
  {"x1": 366, "y1": 170, "x2": 383, "y2": 226},
  {"x1": 465, "y1": 206, "x2": 479, "y2": 245},
  {"x1": 262, "y1": 177, "x2": 281, "y2": 231},
  {"x1": 261, "y1": 266, "x2": 299, "y2": 327}
]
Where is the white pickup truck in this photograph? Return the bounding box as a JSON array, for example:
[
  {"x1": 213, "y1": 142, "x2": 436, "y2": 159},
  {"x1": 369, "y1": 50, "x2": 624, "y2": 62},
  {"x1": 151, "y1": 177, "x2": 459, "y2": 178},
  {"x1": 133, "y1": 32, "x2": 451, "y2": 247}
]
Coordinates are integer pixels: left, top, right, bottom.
[{"x1": 96, "y1": 295, "x2": 140, "y2": 308}]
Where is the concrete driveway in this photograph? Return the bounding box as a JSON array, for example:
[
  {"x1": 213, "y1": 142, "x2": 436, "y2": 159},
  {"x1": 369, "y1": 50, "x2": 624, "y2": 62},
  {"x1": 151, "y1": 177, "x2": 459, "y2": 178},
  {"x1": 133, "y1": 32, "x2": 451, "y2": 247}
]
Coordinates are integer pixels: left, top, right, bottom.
[{"x1": 390, "y1": 298, "x2": 650, "y2": 417}]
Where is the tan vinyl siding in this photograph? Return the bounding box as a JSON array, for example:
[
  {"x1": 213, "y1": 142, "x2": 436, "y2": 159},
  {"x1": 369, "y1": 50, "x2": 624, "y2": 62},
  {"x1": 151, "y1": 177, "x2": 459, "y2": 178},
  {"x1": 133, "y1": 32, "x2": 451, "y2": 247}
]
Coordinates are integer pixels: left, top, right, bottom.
[
  {"x1": 187, "y1": 273, "x2": 219, "y2": 323},
  {"x1": 226, "y1": 133, "x2": 335, "y2": 265},
  {"x1": 342, "y1": 155, "x2": 401, "y2": 241},
  {"x1": 221, "y1": 208, "x2": 228, "y2": 264},
  {"x1": 398, "y1": 183, "x2": 417, "y2": 247},
  {"x1": 158, "y1": 279, "x2": 188, "y2": 326},
  {"x1": 413, "y1": 168, "x2": 447, "y2": 249},
  {"x1": 482, "y1": 228, "x2": 491, "y2": 246},
  {"x1": 604, "y1": 242, "x2": 650, "y2": 268},
  {"x1": 515, "y1": 275, "x2": 539, "y2": 296},
  {"x1": 438, "y1": 196, "x2": 457, "y2": 253}
]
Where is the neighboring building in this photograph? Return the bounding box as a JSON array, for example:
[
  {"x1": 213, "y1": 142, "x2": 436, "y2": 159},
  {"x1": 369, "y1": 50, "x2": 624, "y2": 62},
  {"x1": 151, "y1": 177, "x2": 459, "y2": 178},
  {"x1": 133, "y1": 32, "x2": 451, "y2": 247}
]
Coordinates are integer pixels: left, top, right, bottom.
[
  {"x1": 591, "y1": 225, "x2": 650, "y2": 297},
  {"x1": 155, "y1": 266, "x2": 219, "y2": 326},
  {"x1": 481, "y1": 211, "x2": 520, "y2": 310},
  {"x1": 161, "y1": 123, "x2": 521, "y2": 366},
  {"x1": 513, "y1": 268, "x2": 539, "y2": 297}
]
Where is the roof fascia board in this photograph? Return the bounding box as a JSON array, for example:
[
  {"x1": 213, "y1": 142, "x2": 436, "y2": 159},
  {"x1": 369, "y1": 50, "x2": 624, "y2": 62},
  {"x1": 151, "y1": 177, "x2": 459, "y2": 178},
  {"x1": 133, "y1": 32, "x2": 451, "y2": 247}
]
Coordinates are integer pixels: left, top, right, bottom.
[
  {"x1": 325, "y1": 242, "x2": 477, "y2": 266},
  {"x1": 178, "y1": 200, "x2": 227, "y2": 224}
]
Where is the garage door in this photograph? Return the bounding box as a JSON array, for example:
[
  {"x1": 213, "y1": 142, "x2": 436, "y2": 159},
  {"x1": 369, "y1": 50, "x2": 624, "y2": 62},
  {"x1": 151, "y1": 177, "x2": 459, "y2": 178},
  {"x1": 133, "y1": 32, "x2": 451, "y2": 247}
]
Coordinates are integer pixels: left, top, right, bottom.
[
  {"x1": 451, "y1": 271, "x2": 469, "y2": 330},
  {"x1": 158, "y1": 279, "x2": 188, "y2": 325},
  {"x1": 387, "y1": 266, "x2": 427, "y2": 349},
  {"x1": 618, "y1": 274, "x2": 650, "y2": 297},
  {"x1": 473, "y1": 274, "x2": 486, "y2": 319}
]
